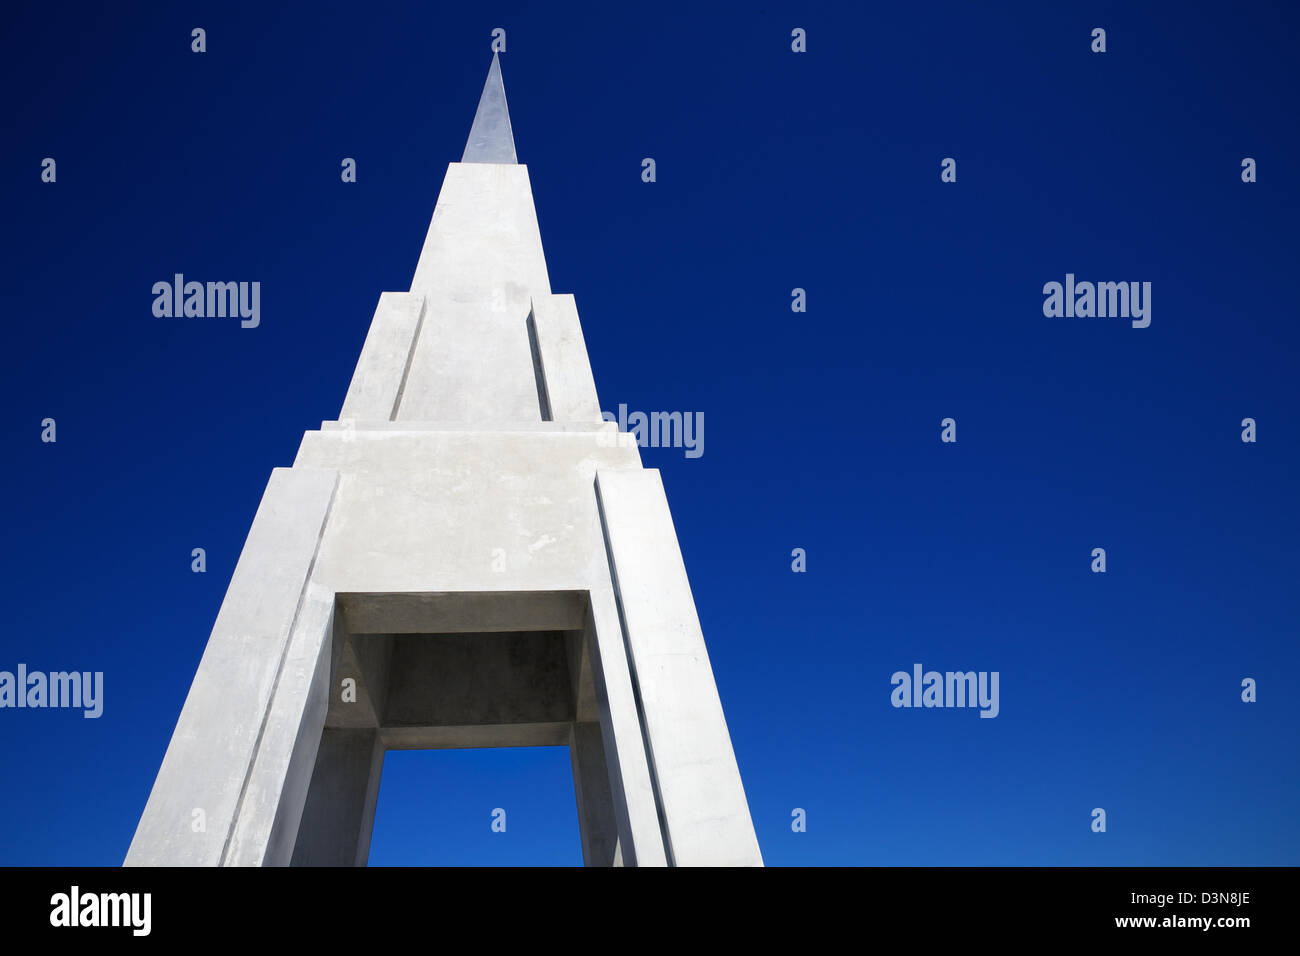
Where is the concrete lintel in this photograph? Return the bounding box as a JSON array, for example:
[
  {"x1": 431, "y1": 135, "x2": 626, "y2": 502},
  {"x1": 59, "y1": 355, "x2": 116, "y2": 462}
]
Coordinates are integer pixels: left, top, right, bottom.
[
  {"x1": 380, "y1": 722, "x2": 571, "y2": 750},
  {"x1": 336, "y1": 590, "x2": 588, "y2": 634},
  {"x1": 381, "y1": 631, "x2": 573, "y2": 728}
]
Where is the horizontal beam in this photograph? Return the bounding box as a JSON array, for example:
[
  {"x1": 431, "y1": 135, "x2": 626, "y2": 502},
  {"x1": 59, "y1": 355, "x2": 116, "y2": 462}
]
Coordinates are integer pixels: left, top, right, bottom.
[
  {"x1": 336, "y1": 590, "x2": 588, "y2": 634},
  {"x1": 381, "y1": 722, "x2": 571, "y2": 750}
]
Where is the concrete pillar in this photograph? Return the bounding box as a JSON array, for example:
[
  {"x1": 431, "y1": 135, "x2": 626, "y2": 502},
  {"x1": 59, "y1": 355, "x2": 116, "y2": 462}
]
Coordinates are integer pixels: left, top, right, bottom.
[
  {"x1": 582, "y1": 594, "x2": 668, "y2": 866},
  {"x1": 223, "y1": 589, "x2": 335, "y2": 866},
  {"x1": 290, "y1": 728, "x2": 385, "y2": 867},
  {"x1": 125, "y1": 467, "x2": 339, "y2": 866},
  {"x1": 569, "y1": 722, "x2": 619, "y2": 866},
  {"x1": 595, "y1": 468, "x2": 764, "y2": 867}
]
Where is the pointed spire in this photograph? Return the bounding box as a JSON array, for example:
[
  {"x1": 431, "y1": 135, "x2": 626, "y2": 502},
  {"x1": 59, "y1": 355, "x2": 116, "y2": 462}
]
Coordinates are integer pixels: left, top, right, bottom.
[{"x1": 461, "y1": 53, "x2": 517, "y2": 164}]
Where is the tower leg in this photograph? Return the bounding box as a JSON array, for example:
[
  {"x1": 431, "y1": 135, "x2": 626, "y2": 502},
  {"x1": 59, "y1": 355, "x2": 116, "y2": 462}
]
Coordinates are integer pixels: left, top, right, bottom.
[
  {"x1": 569, "y1": 721, "x2": 619, "y2": 866},
  {"x1": 289, "y1": 728, "x2": 385, "y2": 866},
  {"x1": 582, "y1": 592, "x2": 669, "y2": 866},
  {"x1": 125, "y1": 468, "x2": 339, "y2": 866},
  {"x1": 595, "y1": 468, "x2": 764, "y2": 867}
]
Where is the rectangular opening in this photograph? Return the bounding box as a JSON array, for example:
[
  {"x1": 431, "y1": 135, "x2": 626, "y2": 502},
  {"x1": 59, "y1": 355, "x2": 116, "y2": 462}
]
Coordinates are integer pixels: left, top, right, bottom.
[
  {"x1": 367, "y1": 746, "x2": 582, "y2": 865},
  {"x1": 290, "y1": 589, "x2": 620, "y2": 866}
]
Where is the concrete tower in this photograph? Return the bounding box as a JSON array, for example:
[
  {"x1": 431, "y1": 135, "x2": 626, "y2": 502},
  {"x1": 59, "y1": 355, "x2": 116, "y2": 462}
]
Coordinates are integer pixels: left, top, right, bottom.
[{"x1": 126, "y1": 55, "x2": 762, "y2": 867}]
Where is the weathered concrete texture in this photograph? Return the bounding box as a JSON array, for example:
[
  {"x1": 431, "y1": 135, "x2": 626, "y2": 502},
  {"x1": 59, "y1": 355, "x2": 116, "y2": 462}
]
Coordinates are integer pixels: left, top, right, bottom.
[{"x1": 127, "y1": 55, "x2": 760, "y2": 868}]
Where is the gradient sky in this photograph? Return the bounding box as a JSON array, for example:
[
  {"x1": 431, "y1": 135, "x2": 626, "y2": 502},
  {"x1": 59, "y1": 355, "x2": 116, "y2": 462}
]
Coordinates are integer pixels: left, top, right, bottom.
[{"x1": 2, "y1": 0, "x2": 1297, "y2": 866}]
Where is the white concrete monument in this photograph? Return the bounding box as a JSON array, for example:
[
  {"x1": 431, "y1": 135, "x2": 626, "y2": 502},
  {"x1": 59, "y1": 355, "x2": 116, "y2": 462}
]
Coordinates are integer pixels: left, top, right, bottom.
[{"x1": 126, "y1": 55, "x2": 762, "y2": 867}]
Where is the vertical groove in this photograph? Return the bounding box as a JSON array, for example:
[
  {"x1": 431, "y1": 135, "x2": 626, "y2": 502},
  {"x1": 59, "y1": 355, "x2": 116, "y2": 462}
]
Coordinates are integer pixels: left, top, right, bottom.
[{"x1": 526, "y1": 303, "x2": 553, "y2": 422}]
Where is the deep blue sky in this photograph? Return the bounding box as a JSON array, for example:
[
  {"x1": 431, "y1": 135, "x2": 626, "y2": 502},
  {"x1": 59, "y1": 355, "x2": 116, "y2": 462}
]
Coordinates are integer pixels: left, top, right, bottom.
[{"x1": 2, "y1": 1, "x2": 1297, "y2": 866}]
